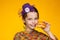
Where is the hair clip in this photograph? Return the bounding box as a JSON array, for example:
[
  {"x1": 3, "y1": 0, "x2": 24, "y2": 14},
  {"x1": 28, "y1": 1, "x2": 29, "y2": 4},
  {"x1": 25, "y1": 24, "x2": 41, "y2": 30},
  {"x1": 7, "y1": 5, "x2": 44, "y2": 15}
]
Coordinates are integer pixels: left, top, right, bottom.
[{"x1": 25, "y1": 7, "x2": 30, "y2": 13}]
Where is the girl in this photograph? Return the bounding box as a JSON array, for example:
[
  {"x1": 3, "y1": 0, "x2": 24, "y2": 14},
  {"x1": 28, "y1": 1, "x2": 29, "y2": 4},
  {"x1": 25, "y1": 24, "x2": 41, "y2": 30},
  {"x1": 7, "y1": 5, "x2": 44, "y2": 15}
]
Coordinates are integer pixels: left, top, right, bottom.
[{"x1": 14, "y1": 3, "x2": 58, "y2": 40}]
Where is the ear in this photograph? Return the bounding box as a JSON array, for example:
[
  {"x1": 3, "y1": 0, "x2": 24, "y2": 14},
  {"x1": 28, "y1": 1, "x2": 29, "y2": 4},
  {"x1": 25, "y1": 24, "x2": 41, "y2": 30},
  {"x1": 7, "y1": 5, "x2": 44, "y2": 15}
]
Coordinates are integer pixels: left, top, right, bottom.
[{"x1": 22, "y1": 19, "x2": 26, "y2": 25}]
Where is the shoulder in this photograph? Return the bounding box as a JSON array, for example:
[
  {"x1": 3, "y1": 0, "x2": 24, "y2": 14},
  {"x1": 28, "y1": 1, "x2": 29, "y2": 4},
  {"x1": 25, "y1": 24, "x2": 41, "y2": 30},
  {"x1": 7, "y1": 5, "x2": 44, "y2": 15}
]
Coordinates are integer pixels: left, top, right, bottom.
[
  {"x1": 33, "y1": 30, "x2": 50, "y2": 40},
  {"x1": 13, "y1": 31, "x2": 24, "y2": 40},
  {"x1": 34, "y1": 30, "x2": 49, "y2": 39},
  {"x1": 33, "y1": 30, "x2": 48, "y2": 37},
  {"x1": 14, "y1": 31, "x2": 24, "y2": 37},
  {"x1": 15, "y1": 32, "x2": 21, "y2": 37},
  {"x1": 34, "y1": 30, "x2": 47, "y2": 36},
  {"x1": 39, "y1": 32, "x2": 48, "y2": 36},
  {"x1": 39, "y1": 32, "x2": 54, "y2": 40}
]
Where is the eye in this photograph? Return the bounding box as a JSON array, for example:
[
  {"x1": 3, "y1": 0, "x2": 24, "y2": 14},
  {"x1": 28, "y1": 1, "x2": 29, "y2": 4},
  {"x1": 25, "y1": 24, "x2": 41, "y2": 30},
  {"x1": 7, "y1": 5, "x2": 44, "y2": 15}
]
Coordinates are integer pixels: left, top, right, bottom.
[
  {"x1": 28, "y1": 18, "x2": 32, "y2": 20},
  {"x1": 35, "y1": 18, "x2": 38, "y2": 20}
]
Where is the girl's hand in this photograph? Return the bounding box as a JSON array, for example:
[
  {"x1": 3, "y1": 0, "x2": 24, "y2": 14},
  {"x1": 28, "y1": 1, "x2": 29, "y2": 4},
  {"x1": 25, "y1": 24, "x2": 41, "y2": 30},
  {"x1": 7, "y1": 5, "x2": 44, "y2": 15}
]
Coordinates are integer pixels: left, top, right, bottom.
[
  {"x1": 42, "y1": 21, "x2": 50, "y2": 32},
  {"x1": 37, "y1": 21, "x2": 50, "y2": 33},
  {"x1": 37, "y1": 21, "x2": 58, "y2": 40}
]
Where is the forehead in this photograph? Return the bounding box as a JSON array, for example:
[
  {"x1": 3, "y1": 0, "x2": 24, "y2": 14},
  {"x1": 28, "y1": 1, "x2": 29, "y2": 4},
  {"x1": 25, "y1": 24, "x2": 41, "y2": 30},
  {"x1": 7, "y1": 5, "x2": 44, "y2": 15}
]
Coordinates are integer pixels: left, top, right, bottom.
[{"x1": 27, "y1": 12, "x2": 38, "y2": 18}]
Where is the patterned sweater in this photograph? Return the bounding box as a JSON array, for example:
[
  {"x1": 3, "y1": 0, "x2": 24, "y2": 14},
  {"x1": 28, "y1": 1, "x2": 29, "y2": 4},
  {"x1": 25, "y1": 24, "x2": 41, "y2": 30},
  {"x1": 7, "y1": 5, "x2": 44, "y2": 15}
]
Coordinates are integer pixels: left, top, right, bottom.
[{"x1": 14, "y1": 30, "x2": 53, "y2": 40}]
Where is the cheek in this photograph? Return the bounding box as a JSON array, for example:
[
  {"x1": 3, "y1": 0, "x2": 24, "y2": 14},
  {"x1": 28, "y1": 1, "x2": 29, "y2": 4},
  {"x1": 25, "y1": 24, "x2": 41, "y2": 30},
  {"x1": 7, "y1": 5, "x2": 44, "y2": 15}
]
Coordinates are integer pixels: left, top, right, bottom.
[
  {"x1": 27, "y1": 20, "x2": 32, "y2": 24},
  {"x1": 25, "y1": 20, "x2": 32, "y2": 25},
  {"x1": 35, "y1": 20, "x2": 38, "y2": 24}
]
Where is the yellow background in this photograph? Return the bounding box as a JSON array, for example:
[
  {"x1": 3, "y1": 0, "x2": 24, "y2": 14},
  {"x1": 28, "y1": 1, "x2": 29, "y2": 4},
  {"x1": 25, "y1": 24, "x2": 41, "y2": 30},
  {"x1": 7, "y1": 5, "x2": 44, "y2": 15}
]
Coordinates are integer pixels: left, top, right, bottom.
[{"x1": 0, "y1": 0, "x2": 60, "y2": 40}]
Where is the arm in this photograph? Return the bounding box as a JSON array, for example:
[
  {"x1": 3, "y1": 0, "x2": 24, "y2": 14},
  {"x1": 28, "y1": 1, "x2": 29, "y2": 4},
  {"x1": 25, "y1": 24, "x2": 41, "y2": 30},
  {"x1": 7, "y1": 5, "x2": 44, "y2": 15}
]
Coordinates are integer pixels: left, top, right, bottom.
[
  {"x1": 46, "y1": 31, "x2": 58, "y2": 40},
  {"x1": 43, "y1": 21, "x2": 58, "y2": 40}
]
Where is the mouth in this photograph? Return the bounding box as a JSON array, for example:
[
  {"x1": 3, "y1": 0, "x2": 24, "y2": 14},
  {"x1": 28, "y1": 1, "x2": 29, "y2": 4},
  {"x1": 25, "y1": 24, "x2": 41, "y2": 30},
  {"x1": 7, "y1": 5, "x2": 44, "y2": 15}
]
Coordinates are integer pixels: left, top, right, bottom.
[{"x1": 30, "y1": 24, "x2": 36, "y2": 27}]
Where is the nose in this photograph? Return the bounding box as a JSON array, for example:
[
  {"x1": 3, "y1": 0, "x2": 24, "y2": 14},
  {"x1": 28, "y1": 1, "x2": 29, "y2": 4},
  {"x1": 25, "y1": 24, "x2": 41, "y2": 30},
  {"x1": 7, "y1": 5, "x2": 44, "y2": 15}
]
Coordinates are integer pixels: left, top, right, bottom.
[{"x1": 32, "y1": 20, "x2": 35, "y2": 24}]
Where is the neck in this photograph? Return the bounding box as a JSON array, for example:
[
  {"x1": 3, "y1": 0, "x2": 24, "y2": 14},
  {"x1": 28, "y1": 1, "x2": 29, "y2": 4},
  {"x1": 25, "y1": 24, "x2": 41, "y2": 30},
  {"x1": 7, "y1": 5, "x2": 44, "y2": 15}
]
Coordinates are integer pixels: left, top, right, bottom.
[{"x1": 25, "y1": 26, "x2": 33, "y2": 33}]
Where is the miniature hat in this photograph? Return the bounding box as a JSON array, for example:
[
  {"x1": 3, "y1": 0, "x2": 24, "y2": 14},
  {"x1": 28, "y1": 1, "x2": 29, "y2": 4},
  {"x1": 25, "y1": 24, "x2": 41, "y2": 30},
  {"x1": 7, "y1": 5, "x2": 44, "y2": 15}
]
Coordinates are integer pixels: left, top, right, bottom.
[{"x1": 21, "y1": 3, "x2": 35, "y2": 15}]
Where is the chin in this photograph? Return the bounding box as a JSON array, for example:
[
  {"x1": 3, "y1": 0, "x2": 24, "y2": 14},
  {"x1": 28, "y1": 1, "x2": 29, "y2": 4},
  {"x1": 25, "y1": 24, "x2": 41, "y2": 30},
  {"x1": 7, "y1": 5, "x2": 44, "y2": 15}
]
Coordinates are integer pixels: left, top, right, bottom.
[{"x1": 30, "y1": 26, "x2": 36, "y2": 29}]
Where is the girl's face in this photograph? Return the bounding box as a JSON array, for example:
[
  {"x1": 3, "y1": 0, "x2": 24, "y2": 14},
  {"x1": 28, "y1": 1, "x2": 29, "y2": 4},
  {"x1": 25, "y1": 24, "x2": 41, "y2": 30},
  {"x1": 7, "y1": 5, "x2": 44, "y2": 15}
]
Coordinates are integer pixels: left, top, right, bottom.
[{"x1": 24, "y1": 12, "x2": 39, "y2": 29}]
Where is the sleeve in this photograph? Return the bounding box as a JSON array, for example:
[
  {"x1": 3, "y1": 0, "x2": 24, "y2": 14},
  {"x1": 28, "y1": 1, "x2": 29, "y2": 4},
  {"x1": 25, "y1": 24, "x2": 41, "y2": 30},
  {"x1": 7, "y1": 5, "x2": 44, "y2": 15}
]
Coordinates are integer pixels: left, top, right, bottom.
[{"x1": 13, "y1": 32, "x2": 21, "y2": 40}]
